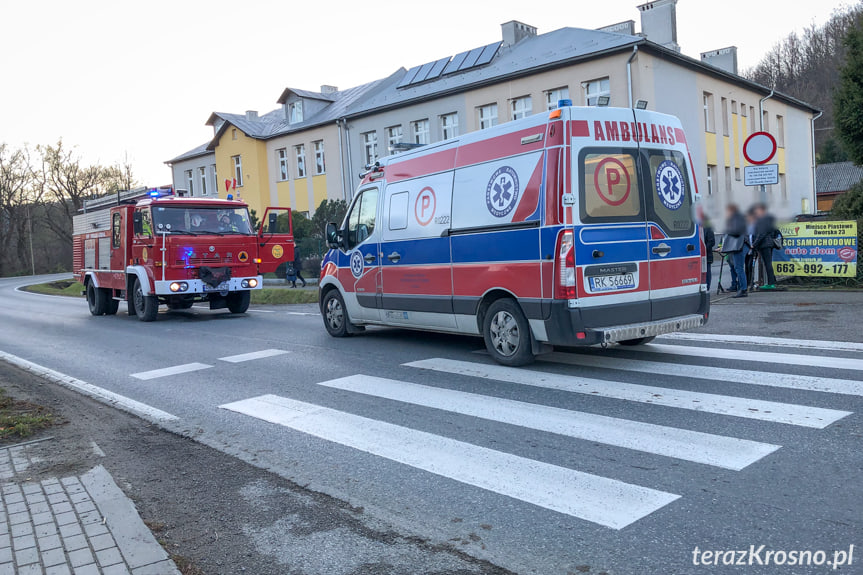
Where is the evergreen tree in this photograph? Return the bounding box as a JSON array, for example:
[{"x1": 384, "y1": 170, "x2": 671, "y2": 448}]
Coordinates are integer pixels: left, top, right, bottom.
[{"x1": 835, "y1": 18, "x2": 863, "y2": 165}]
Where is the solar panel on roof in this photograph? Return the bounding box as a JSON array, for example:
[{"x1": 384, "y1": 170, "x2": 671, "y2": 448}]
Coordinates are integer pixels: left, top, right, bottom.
[
  {"x1": 414, "y1": 61, "x2": 437, "y2": 83},
  {"x1": 425, "y1": 56, "x2": 451, "y2": 81},
  {"x1": 474, "y1": 42, "x2": 501, "y2": 67},
  {"x1": 443, "y1": 50, "x2": 469, "y2": 75},
  {"x1": 458, "y1": 46, "x2": 485, "y2": 71},
  {"x1": 396, "y1": 65, "x2": 423, "y2": 88}
]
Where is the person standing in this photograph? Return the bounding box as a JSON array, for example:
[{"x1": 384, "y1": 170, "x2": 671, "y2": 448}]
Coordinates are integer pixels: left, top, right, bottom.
[
  {"x1": 721, "y1": 204, "x2": 749, "y2": 298},
  {"x1": 292, "y1": 250, "x2": 307, "y2": 288},
  {"x1": 697, "y1": 205, "x2": 716, "y2": 291},
  {"x1": 752, "y1": 203, "x2": 778, "y2": 290}
]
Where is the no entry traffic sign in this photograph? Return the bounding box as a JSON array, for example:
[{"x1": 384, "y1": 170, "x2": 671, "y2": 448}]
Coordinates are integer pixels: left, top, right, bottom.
[{"x1": 743, "y1": 132, "x2": 777, "y2": 165}]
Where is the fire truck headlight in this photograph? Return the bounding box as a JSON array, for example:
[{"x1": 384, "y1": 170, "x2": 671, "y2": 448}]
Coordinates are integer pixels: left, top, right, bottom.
[
  {"x1": 241, "y1": 279, "x2": 258, "y2": 289},
  {"x1": 169, "y1": 282, "x2": 189, "y2": 293}
]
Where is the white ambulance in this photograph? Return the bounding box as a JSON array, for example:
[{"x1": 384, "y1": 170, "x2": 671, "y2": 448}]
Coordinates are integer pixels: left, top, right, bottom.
[{"x1": 319, "y1": 103, "x2": 708, "y2": 365}]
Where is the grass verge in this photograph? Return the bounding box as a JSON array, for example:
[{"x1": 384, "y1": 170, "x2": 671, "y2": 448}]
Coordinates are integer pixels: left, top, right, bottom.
[
  {"x1": 0, "y1": 389, "x2": 54, "y2": 441},
  {"x1": 22, "y1": 280, "x2": 84, "y2": 297},
  {"x1": 250, "y1": 288, "x2": 317, "y2": 305}
]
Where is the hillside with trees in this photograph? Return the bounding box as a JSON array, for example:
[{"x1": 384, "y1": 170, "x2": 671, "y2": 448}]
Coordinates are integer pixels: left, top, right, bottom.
[{"x1": 746, "y1": 2, "x2": 863, "y2": 163}]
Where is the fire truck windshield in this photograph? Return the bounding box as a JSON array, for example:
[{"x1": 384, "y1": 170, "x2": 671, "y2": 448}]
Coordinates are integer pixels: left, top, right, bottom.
[{"x1": 151, "y1": 206, "x2": 253, "y2": 236}]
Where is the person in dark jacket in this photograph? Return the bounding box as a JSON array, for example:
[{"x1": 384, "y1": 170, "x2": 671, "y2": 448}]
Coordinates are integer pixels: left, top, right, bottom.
[
  {"x1": 698, "y1": 205, "x2": 716, "y2": 290},
  {"x1": 291, "y1": 250, "x2": 307, "y2": 288},
  {"x1": 722, "y1": 204, "x2": 749, "y2": 298},
  {"x1": 752, "y1": 203, "x2": 778, "y2": 290}
]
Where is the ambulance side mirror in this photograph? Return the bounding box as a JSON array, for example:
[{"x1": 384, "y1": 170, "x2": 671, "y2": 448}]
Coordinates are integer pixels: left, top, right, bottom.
[
  {"x1": 132, "y1": 212, "x2": 143, "y2": 235},
  {"x1": 325, "y1": 222, "x2": 342, "y2": 250}
]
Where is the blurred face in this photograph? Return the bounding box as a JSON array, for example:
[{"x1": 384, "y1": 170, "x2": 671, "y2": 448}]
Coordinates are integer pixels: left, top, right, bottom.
[
  {"x1": 191, "y1": 215, "x2": 203, "y2": 227},
  {"x1": 220, "y1": 215, "x2": 230, "y2": 225}
]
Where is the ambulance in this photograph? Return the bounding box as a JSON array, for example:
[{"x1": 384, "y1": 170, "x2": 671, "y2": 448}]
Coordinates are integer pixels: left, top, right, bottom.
[{"x1": 319, "y1": 102, "x2": 708, "y2": 365}]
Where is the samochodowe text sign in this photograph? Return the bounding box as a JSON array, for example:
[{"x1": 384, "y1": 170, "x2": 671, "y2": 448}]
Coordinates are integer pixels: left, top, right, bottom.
[{"x1": 773, "y1": 220, "x2": 858, "y2": 278}]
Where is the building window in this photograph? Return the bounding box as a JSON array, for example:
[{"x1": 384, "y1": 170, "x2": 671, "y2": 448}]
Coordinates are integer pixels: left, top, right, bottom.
[
  {"x1": 199, "y1": 166, "x2": 207, "y2": 195},
  {"x1": 741, "y1": 104, "x2": 747, "y2": 118},
  {"x1": 735, "y1": 167, "x2": 741, "y2": 181},
  {"x1": 721, "y1": 97, "x2": 729, "y2": 136},
  {"x1": 703, "y1": 93, "x2": 715, "y2": 133},
  {"x1": 314, "y1": 140, "x2": 326, "y2": 175},
  {"x1": 362, "y1": 131, "x2": 378, "y2": 165},
  {"x1": 289, "y1": 101, "x2": 303, "y2": 124},
  {"x1": 731, "y1": 100, "x2": 738, "y2": 115},
  {"x1": 231, "y1": 155, "x2": 243, "y2": 187},
  {"x1": 478, "y1": 103, "x2": 498, "y2": 130},
  {"x1": 440, "y1": 113, "x2": 458, "y2": 139},
  {"x1": 212, "y1": 164, "x2": 218, "y2": 193},
  {"x1": 184, "y1": 170, "x2": 194, "y2": 194},
  {"x1": 584, "y1": 78, "x2": 610, "y2": 106},
  {"x1": 510, "y1": 96, "x2": 532, "y2": 121},
  {"x1": 546, "y1": 87, "x2": 570, "y2": 110},
  {"x1": 412, "y1": 119, "x2": 430, "y2": 145},
  {"x1": 386, "y1": 125, "x2": 403, "y2": 153},
  {"x1": 232, "y1": 128, "x2": 237, "y2": 140},
  {"x1": 295, "y1": 145, "x2": 306, "y2": 178},
  {"x1": 277, "y1": 148, "x2": 289, "y2": 181},
  {"x1": 777, "y1": 115, "x2": 785, "y2": 147},
  {"x1": 706, "y1": 165, "x2": 714, "y2": 196}
]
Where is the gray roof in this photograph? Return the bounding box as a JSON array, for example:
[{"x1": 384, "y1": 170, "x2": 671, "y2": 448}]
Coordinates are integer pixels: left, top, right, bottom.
[
  {"x1": 816, "y1": 161, "x2": 863, "y2": 195},
  {"x1": 277, "y1": 87, "x2": 336, "y2": 103},
  {"x1": 165, "y1": 141, "x2": 213, "y2": 165}
]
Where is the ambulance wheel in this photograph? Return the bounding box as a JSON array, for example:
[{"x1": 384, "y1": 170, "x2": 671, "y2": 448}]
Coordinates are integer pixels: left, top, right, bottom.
[
  {"x1": 86, "y1": 283, "x2": 108, "y2": 316},
  {"x1": 618, "y1": 336, "x2": 656, "y2": 346},
  {"x1": 322, "y1": 290, "x2": 352, "y2": 337},
  {"x1": 104, "y1": 295, "x2": 119, "y2": 315},
  {"x1": 132, "y1": 278, "x2": 158, "y2": 322},
  {"x1": 483, "y1": 299, "x2": 535, "y2": 367},
  {"x1": 227, "y1": 291, "x2": 251, "y2": 314}
]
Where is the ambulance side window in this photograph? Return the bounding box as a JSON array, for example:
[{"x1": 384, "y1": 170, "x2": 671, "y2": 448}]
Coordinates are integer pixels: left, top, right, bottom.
[
  {"x1": 579, "y1": 148, "x2": 643, "y2": 223},
  {"x1": 388, "y1": 192, "x2": 409, "y2": 231},
  {"x1": 642, "y1": 150, "x2": 694, "y2": 237},
  {"x1": 346, "y1": 188, "x2": 379, "y2": 249}
]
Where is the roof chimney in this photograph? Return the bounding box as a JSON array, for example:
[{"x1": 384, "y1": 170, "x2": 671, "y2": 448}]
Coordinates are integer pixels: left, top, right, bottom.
[
  {"x1": 501, "y1": 20, "x2": 537, "y2": 47},
  {"x1": 701, "y1": 46, "x2": 739, "y2": 75},
  {"x1": 320, "y1": 85, "x2": 338, "y2": 95},
  {"x1": 245, "y1": 110, "x2": 259, "y2": 121},
  {"x1": 638, "y1": 0, "x2": 680, "y2": 52}
]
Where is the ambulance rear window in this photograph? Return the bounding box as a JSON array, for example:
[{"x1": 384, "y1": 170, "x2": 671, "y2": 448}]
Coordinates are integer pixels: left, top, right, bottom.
[
  {"x1": 644, "y1": 150, "x2": 694, "y2": 237},
  {"x1": 579, "y1": 149, "x2": 642, "y2": 223}
]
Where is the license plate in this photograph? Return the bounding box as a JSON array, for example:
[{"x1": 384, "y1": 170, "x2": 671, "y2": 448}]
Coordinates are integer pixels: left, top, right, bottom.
[
  {"x1": 203, "y1": 281, "x2": 229, "y2": 292},
  {"x1": 589, "y1": 273, "x2": 636, "y2": 292}
]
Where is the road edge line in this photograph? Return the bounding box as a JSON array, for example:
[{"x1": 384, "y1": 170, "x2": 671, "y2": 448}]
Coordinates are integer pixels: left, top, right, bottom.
[{"x1": 0, "y1": 350, "x2": 179, "y2": 423}]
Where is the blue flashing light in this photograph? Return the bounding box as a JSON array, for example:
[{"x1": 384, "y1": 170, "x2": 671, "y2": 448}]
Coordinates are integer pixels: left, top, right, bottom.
[
  {"x1": 558, "y1": 99, "x2": 573, "y2": 108},
  {"x1": 149, "y1": 189, "x2": 160, "y2": 197},
  {"x1": 226, "y1": 194, "x2": 234, "y2": 201}
]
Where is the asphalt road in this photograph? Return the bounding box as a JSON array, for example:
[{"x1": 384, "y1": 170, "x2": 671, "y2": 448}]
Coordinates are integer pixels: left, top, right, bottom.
[{"x1": 1, "y1": 274, "x2": 862, "y2": 575}]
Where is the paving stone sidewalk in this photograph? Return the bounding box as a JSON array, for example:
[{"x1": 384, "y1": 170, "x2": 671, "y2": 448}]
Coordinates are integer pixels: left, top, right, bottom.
[{"x1": 0, "y1": 440, "x2": 179, "y2": 575}]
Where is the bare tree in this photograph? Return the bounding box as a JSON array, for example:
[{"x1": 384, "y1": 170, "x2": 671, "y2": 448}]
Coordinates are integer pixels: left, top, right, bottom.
[{"x1": 0, "y1": 144, "x2": 38, "y2": 275}]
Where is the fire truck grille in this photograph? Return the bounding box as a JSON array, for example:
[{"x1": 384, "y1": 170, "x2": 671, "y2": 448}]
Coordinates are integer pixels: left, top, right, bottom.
[{"x1": 176, "y1": 257, "x2": 232, "y2": 266}]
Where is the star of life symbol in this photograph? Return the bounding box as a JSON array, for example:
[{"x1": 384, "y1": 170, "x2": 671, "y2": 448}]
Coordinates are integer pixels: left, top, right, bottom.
[
  {"x1": 655, "y1": 160, "x2": 684, "y2": 211},
  {"x1": 350, "y1": 250, "x2": 364, "y2": 278},
  {"x1": 485, "y1": 166, "x2": 520, "y2": 218}
]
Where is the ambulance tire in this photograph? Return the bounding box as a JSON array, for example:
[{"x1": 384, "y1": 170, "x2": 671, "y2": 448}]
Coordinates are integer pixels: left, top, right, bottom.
[
  {"x1": 321, "y1": 290, "x2": 353, "y2": 338},
  {"x1": 104, "y1": 295, "x2": 119, "y2": 315},
  {"x1": 618, "y1": 336, "x2": 656, "y2": 346},
  {"x1": 483, "y1": 299, "x2": 535, "y2": 367},
  {"x1": 133, "y1": 278, "x2": 159, "y2": 322},
  {"x1": 86, "y1": 282, "x2": 108, "y2": 316},
  {"x1": 227, "y1": 291, "x2": 251, "y2": 314}
]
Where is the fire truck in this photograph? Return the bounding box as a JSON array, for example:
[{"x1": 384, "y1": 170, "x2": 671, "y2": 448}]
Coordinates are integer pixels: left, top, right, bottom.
[{"x1": 72, "y1": 187, "x2": 294, "y2": 321}]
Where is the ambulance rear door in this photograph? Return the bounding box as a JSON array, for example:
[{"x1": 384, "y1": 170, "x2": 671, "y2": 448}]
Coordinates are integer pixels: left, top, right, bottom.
[{"x1": 571, "y1": 108, "x2": 651, "y2": 327}]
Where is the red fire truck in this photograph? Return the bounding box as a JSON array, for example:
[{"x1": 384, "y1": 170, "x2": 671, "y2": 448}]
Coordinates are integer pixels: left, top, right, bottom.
[{"x1": 72, "y1": 187, "x2": 294, "y2": 321}]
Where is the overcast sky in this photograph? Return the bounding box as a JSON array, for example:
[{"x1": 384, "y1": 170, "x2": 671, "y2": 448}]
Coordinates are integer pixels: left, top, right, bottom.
[{"x1": 0, "y1": 0, "x2": 854, "y2": 185}]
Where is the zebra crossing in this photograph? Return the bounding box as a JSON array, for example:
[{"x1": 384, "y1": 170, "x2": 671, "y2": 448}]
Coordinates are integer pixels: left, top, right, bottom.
[{"x1": 217, "y1": 337, "x2": 859, "y2": 530}]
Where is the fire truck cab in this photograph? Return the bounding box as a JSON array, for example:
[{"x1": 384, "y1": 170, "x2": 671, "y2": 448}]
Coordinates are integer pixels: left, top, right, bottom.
[
  {"x1": 73, "y1": 187, "x2": 294, "y2": 321},
  {"x1": 319, "y1": 103, "x2": 709, "y2": 365}
]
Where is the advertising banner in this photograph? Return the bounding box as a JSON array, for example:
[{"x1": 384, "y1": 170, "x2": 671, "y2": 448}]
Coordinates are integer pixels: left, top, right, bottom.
[{"x1": 773, "y1": 220, "x2": 858, "y2": 277}]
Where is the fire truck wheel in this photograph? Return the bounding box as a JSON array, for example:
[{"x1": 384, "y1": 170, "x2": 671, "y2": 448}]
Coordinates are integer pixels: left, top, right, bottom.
[
  {"x1": 132, "y1": 278, "x2": 159, "y2": 322},
  {"x1": 227, "y1": 291, "x2": 251, "y2": 314},
  {"x1": 86, "y1": 282, "x2": 108, "y2": 316},
  {"x1": 618, "y1": 336, "x2": 656, "y2": 346},
  {"x1": 104, "y1": 295, "x2": 119, "y2": 315},
  {"x1": 321, "y1": 289, "x2": 352, "y2": 337},
  {"x1": 482, "y1": 299, "x2": 535, "y2": 367}
]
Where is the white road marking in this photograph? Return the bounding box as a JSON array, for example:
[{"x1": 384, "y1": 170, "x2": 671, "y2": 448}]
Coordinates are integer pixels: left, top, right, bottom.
[
  {"x1": 130, "y1": 362, "x2": 212, "y2": 380},
  {"x1": 404, "y1": 359, "x2": 851, "y2": 429},
  {"x1": 287, "y1": 311, "x2": 316, "y2": 316},
  {"x1": 0, "y1": 350, "x2": 178, "y2": 422},
  {"x1": 218, "y1": 349, "x2": 289, "y2": 363},
  {"x1": 247, "y1": 309, "x2": 275, "y2": 313},
  {"x1": 317, "y1": 375, "x2": 779, "y2": 470},
  {"x1": 542, "y1": 353, "x2": 863, "y2": 397},
  {"x1": 219, "y1": 394, "x2": 679, "y2": 529},
  {"x1": 627, "y1": 343, "x2": 863, "y2": 372},
  {"x1": 663, "y1": 332, "x2": 863, "y2": 353}
]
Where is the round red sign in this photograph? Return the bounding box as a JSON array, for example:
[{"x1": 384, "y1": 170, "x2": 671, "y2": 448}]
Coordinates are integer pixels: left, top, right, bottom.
[{"x1": 743, "y1": 132, "x2": 777, "y2": 165}]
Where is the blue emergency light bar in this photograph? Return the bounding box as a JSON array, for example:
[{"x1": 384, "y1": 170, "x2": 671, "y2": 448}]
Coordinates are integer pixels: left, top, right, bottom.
[{"x1": 558, "y1": 99, "x2": 573, "y2": 108}]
